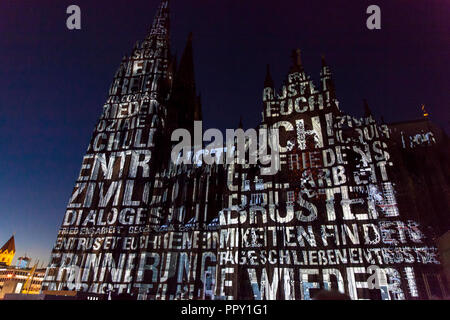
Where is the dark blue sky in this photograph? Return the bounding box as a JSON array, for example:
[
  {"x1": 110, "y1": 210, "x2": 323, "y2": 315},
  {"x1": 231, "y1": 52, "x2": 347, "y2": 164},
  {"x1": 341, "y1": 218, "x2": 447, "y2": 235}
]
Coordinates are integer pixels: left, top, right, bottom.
[{"x1": 0, "y1": 0, "x2": 448, "y2": 265}]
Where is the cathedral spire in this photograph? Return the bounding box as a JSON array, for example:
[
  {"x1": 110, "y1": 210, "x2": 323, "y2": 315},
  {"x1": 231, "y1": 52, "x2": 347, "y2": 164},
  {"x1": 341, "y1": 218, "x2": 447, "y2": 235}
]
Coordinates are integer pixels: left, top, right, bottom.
[
  {"x1": 144, "y1": 0, "x2": 170, "y2": 47},
  {"x1": 195, "y1": 93, "x2": 202, "y2": 121},
  {"x1": 264, "y1": 64, "x2": 274, "y2": 88},
  {"x1": 321, "y1": 54, "x2": 327, "y2": 67},
  {"x1": 293, "y1": 49, "x2": 302, "y2": 67},
  {"x1": 169, "y1": 32, "x2": 201, "y2": 133},
  {"x1": 363, "y1": 99, "x2": 373, "y2": 117},
  {"x1": 290, "y1": 48, "x2": 303, "y2": 72},
  {"x1": 177, "y1": 32, "x2": 195, "y2": 91}
]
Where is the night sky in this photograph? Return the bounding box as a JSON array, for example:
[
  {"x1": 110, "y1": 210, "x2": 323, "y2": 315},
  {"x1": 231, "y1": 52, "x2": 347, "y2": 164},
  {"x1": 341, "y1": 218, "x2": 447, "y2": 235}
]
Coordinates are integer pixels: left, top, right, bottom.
[{"x1": 0, "y1": 0, "x2": 448, "y2": 266}]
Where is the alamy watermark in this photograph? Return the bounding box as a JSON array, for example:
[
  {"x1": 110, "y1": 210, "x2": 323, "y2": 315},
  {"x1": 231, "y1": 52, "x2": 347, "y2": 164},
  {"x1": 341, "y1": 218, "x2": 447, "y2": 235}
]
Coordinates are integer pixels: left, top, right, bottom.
[
  {"x1": 171, "y1": 121, "x2": 280, "y2": 175},
  {"x1": 66, "y1": 5, "x2": 81, "y2": 30},
  {"x1": 366, "y1": 5, "x2": 381, "y2": 30}
]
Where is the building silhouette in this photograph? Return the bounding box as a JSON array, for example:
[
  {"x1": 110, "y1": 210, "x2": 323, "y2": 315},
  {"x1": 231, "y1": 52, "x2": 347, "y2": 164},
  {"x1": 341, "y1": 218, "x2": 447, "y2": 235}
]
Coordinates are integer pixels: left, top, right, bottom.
[{"x1": 41, "y1": 0, "x2": 449, "y2": 300}]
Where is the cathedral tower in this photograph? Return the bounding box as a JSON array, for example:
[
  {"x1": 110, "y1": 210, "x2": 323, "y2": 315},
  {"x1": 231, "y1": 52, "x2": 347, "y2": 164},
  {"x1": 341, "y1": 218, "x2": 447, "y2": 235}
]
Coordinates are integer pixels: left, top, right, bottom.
[{"x1": 42, "y1": 0, "x2": 179, "y2": 295}]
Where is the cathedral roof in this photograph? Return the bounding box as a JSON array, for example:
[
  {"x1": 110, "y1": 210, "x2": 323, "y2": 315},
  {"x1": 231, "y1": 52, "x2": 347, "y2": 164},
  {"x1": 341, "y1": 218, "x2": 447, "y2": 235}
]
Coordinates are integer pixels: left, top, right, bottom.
[{"x1": 0, "y1": 235, "x2": 15, "y2": 253}]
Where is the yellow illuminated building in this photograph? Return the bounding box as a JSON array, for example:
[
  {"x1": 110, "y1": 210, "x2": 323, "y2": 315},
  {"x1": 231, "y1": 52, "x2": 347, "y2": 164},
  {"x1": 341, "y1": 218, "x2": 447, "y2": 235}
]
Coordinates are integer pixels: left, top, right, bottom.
[
  {"x1": 0, "y1": 235, "x2": 47, "y2": 299},
  {"x1": 0, "y1": 235, "x2": 15, "y2": 266},
  {"x1": 0, "y1": 265, "x2": 46, "y2": 299}
]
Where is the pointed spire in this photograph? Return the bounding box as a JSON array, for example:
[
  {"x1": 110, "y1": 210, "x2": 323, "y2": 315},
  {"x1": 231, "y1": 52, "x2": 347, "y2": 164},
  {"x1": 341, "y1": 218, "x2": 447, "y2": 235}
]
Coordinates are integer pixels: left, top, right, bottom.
[
  {"x1": 290, "y1": 48, "x2": 303, "y2": 72},
  {"x1": 381, "y1": 116, "x2": 386, "y2": 124},
  {"x1": 293, "y1": 49, "x2": 302, "y2": 67},
  {"x1": 264, "y1": 64, "x2": 274, "y2": 88},
  {"x1": 177, "y1": 32, "x2": 195, "y2": 88},
  {"x1": 195, "y1": 93, "x2": 202, "y2": 121},
  {"x1": 0, "y1": 235, "x2": 15, "y2": 253},
  {"x1": 238, "y1": 116, "x2": 244, "y2": 129},
  {"x1": 321, "y1": 54, "x2": 327, "y2": 67},
  {"x1": 363, "y1": 99, "x2": 373, "y2": 117},
  {"x1": 145, "y1": 0, "x2": 170, "y2": 47},
  {"x1": 169, "y1": 32, "x2": 202, "y2": 133}
]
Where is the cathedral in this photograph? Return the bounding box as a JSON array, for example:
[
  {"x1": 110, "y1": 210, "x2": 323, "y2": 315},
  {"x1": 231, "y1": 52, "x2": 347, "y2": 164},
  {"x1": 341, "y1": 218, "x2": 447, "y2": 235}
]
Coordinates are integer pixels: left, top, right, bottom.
[{"x1": 41, "y1": 0, "x2": 449, "y2": 300}]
